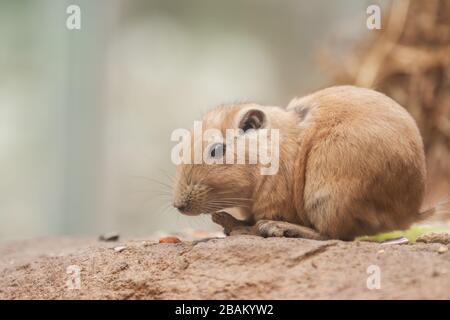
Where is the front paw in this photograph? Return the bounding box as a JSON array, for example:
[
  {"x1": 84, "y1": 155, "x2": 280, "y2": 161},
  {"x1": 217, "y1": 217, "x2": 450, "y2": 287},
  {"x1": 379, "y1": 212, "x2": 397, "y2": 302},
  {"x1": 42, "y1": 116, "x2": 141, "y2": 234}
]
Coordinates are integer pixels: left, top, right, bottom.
[
  {"x1": 212, "y1": 211, "x2": 233, "y2": 226},
  {"x1": 211, "y1": 211, "x2": 235, "y2": 235},
  {"x1": 256, "y1": 220, "x2": 285, "y2": 237}
]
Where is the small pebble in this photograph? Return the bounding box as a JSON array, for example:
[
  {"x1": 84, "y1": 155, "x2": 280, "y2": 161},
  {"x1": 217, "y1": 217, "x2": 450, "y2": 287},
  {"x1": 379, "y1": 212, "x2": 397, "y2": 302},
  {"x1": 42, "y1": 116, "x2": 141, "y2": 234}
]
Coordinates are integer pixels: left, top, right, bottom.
[
  {"x1": 437, "y1": 246, "x2": 448, "y2": 254},
  {"x1": 381, "y1": 236, "x2": 409, "y2": 245},
  {"x1": 377, "y1": 249, "x2": 385, "y2": 255},
  {"x1": 99, "y1": 232, "x2": 120, "y2": 242},
  {"x1": 159, "y1": 236, "x2": 182, "y2": 244},
  {"x1": 114, "y1": 246, "x2": 127, "y2": 252}
]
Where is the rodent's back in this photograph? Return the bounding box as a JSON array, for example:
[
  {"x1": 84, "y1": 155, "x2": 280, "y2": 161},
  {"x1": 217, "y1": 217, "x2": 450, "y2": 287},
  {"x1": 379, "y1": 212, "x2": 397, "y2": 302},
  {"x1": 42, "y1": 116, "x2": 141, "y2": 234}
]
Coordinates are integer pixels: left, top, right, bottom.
[{"x1": 292, "y1": 86, "x2": 426, "y2": 239}]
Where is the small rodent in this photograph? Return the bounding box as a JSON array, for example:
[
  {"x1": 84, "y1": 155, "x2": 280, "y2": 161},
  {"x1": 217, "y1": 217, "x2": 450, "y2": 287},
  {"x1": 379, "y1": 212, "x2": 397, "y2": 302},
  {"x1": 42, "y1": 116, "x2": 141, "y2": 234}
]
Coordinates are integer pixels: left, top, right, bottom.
[{"x1": 172, "y1": 86, "x2": 448, "y2": 240}]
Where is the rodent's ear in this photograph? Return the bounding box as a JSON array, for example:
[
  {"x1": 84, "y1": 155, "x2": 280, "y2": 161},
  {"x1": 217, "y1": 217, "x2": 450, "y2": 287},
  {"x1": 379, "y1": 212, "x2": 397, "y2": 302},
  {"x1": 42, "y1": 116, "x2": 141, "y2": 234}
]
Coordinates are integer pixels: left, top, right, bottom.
[{"x1": 238, "y1": 109, "x2": 266, "y2": 132}]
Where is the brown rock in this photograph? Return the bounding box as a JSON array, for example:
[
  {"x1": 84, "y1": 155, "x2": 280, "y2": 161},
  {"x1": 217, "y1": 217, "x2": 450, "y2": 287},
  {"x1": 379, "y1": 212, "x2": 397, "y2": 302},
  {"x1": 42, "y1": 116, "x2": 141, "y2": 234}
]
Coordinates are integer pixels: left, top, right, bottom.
[
  {"x1": 1, "y1": 236, "x2": 450, "y2": 299},
  {"x1": 438, "y1": 246, "x2": 449, "y2": 254},
  {"x1": 99, "y1": 233, "x2": 120, "y2": 242},
  {"x1": 159, "y1": 236, "x2": 181, "y2": 244},
  {"x1": 416, "y1": 232, "x2": 450, "y2": 245}
]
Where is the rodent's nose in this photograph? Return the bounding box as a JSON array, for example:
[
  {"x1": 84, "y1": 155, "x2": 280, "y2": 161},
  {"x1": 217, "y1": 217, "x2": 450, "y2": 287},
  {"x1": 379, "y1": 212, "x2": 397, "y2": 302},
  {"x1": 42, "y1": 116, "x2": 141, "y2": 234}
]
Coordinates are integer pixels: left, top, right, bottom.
[
  {"x1": 173, "y1": 203, "x2": 187, "y2": 212},
  {"x1": 174, "y1": 202, "x2": 197, "y2": 216}
]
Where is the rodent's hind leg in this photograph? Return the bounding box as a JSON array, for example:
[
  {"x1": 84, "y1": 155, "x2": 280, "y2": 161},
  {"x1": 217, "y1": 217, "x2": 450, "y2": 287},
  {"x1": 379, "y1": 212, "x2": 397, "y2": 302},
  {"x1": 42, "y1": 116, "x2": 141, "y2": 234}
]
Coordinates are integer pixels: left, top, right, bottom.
[
  {"x1": 256, "y1": 220, "x2": 327, "y2": 240},
  {"x1": 211, "y1": 211, "x2": 253, "y2": 235}
]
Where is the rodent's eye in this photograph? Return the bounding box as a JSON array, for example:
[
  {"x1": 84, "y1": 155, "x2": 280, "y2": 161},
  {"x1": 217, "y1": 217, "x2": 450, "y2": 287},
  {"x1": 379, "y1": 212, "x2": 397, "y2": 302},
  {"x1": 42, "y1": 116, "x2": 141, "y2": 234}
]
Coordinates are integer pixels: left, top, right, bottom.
[
  {"x1": 242, "y1": 121, "x2": 254, "y2": 133},
  {"x1": 209, "y1": 143, "x2": 226, "y2": 159}
]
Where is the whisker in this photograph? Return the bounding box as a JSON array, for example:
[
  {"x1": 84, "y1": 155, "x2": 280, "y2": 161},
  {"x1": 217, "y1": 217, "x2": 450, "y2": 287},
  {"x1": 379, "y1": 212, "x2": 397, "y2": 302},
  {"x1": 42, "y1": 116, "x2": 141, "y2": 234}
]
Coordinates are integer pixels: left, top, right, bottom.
[
  {"x1": 131, "y1": 175, "x2": 174, "y2": 190},
  {"x1": 159, "y1": 168, "x2": 176, "y2": 184},
  {"x1": 208, "y1": 201, "x2": 250, "y2": 204},
  {"x1": 210, "y1": 197, "x2": 252, "y2": 201},
  {"x1": 207, "y1": 200, "x2": 252, "y2": 205}
]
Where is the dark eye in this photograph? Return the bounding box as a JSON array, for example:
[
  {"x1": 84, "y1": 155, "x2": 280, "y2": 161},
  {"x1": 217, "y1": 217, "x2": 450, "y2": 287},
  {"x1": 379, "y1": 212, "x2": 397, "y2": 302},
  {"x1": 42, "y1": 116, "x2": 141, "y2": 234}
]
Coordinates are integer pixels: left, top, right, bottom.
[
  {"x1": 241, "y1": 120, "x2": 255, "y2": 133},
  {"x1": 209, "y1": 143, "x2": 225, "y2": 159}
]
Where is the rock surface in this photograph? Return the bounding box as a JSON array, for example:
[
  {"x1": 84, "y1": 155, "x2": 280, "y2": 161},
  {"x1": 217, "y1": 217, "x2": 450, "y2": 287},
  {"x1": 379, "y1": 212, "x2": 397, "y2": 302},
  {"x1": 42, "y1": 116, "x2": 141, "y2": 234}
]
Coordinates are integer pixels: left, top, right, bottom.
[{"x1": 0, "y1": 236, "x2": 449, "y2": 299}]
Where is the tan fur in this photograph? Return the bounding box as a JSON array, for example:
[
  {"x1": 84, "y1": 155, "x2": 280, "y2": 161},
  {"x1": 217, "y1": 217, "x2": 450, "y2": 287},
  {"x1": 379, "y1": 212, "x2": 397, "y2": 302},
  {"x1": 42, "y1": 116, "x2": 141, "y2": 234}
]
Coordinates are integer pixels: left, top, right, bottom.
[{"x1": 173, "y1": 86, "x2": 428, "y2": 240}]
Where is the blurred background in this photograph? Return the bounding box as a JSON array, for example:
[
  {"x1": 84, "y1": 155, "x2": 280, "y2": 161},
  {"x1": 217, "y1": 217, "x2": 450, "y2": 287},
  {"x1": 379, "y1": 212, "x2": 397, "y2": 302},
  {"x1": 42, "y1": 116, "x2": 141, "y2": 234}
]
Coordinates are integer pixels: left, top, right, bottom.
[{"x1": 1, "y1": 0, "x2": 449, "y2": 243}]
